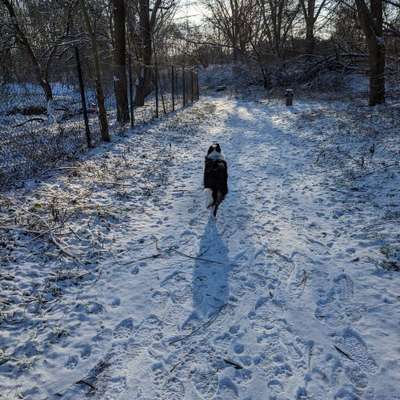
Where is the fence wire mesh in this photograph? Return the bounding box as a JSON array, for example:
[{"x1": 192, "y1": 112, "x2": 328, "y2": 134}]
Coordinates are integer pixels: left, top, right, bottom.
[{"x1": 0, "y1": 58, "x2": 199, "y2": 187}]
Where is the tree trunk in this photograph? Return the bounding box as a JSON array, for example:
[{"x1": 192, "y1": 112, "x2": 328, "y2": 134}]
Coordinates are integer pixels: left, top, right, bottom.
[
  {"x1": 261, "y1": 67, "x2": 272, "y2": 89},
  {"x1": 368, "y1": 39, "x2": 385, "y2": 105},
  {"x1": 305, "y1": 21, "x2": 315, "y2": 55},
  {"x1": 41, "y1": 79, "x2": 53, "y2": 101},
  {"x1": 369, "y1": 0, "x2": 385, "y2": 105},
  {"x1": 1, "y1": 47, "x2": 12, "y2": 83},
  {"x1": 135, "y1": 0, "x2": 152, "y2": 106},
  {"x1": 112, "y1": 0, "x2": 129, "y2": 123},
  {"x1": 79, "y1": 0, "x2": 110, "y2": 141},
  {"x1": 2, "y1": 0, "x2": 53, "y2": 101},
  {"x1": 306, "y1": 0, "x2": 315, "y2": 55},
  {"x1": 355, "y1": 0, "x2": 385, "y2": 105}
]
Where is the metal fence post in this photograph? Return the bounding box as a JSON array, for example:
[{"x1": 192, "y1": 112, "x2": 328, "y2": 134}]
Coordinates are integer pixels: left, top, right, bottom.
[
  {"x1": 160, "y1": 69, "x2": 167, "y2": 115},
  {"x1": 128, "y1": 54, "x2": 134, "y2": 127},
  {"x1": 171, "y1": 65, "x2": 175, "y2": 112},
  {"x1": 182, "y1": 66, "x2": 186, "y2": 107},
  {"x1": 155, "y1": 65, "x2": 159, "y2": 118},
  {"x1": 175, "y1": 67, "x2": 179, "y2": 106},
  {"x1": 74, "y1": 46, "x2": 92, "y2": 148},
  {"x1": 196, "y1": 71, "x2": 200, "y2": 100},
  {"x1": 198, "y1": 71, "x2": 200, "y2": 100},
  {"x1": 191, "y1": 70, "x2": 194, "y2": 103},
  {"x1": 194, "y1": 71, "x2": 197, "y2": 101}
]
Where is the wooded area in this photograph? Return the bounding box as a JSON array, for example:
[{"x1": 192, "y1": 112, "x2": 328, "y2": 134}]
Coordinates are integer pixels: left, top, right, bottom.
[
  {"x1": 1, "y1": 0, "x2": 399, "y2": 107},
  {"x1": 1, "y1": 0, "x2": 399, "y2": 112},
  {"x1": 199, "y1": 0, "x2": 399, "y2": 104}
]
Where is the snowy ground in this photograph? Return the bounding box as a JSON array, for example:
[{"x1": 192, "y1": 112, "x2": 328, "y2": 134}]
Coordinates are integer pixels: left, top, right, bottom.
[{"x1": 1, "y1": 95, "x2": 400, "y2": 400}]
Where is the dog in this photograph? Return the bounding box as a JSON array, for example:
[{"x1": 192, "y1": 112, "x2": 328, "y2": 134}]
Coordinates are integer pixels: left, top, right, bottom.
[{"x1": 204, "y1": 143, "x2": 228, "y2": 217}]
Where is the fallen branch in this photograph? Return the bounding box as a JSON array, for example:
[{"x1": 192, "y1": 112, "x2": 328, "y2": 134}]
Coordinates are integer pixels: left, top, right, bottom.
[{"x1": 12, "y1": 117, "x2": 46, "y2": 128}]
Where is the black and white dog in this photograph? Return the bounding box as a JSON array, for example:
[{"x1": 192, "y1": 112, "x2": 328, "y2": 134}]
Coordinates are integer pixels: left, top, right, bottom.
[{"x1": 204, "y1": 143, "x2": 228, "y2": 217}]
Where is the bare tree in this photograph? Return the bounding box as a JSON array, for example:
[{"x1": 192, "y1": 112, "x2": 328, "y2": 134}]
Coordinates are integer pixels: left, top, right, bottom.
[
  {"x1": 355, "y1": 0, "x2": 385, "y2": 105},
  {"x1": 132, "y1": 0, "x2": 175, "y2": 105},
  {"x1": 299, "y1": 0, "x2": 328, "y2": 54},
  {"x1": 134, "y1": 0, "x2": 153, "y2": 105},
  {"x1": 203, "y1": 0, "x2": 255, "y2": 61},
  {"x1": 79, "y1": 0, "x2": 110, "y2": 141},
  {"x1": 112, "y1": 0, "x2": 129, "y2": 123},
  {"x1": 1, "y1": 0, "x2": 53, "y2": 101},
  {"x1": 257, "y1": 0, "x2": 301, "y2": 57}
]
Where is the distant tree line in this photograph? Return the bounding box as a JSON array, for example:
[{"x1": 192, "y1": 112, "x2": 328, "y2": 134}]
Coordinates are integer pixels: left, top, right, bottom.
[
  {"x1": 196, "y1": 0, "x2": 400, "y2": 105},
  {"x1": 1, "y1": 0, "x2": 400, "y2": 107}
]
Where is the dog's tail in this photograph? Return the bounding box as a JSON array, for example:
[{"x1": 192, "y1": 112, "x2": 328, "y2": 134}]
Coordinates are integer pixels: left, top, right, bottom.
[{"x1": 204, "y1": 188, "x2": 214, "y2": 209}]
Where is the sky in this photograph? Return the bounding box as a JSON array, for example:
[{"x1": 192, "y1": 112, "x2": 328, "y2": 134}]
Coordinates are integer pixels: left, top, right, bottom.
[{"x1": 173, "y1": 0, "x2": 206, "y2": 25}]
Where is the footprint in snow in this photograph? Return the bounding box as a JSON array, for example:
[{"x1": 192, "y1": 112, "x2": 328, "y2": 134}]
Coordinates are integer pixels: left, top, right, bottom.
[
  {"x1": 113, "y1": 317, "x2": 137, "y2": 340},
  {"x1": 315, "y1": 273, "x2": 357, "y2": 326},
  {"x1": 334, "y1": 328, "x2": 378, "y2": 375},
  {"x1": 159, "y1": 376, "x2": 185, "y2": 400},
  {"x1": 191, "y1": 367, "x2": 219, "y2": 399}
]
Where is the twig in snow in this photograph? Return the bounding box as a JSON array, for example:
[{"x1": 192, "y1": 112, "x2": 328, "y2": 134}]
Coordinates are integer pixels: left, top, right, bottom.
[
  {"x1": 269, "y1": 248, "x2": 293, "y2": 263},
  {"x1": 90, "y1": 180, "x2": 133, "y2": 187},
  {"x1": 76, "y1": 379, "x2": 96, "y2": 391},
  {"x1": 223, "y1": 359, "x2": 243, "y2": 369},
  {"x1": 334, "y1": 345, "x2": 353, "y2": 361},
  {"x1": 121, "y1": 253, "x2": 161, "y2": 265},
  {"x1": 169, "y1": 304, "x2": 227, "y2": 345},
  {"x1": 170, "y1": 360, "x2": 184, "y2": 373},
  {"x1": 69, "y1": 227, "x2": 84, "y2": 242},
  {"x1": 299, "y1": 270, "x2": 308, "y2": 289},
  {"x1": 39, "y1": 166, "x2": 81, "y2": 176},
  {"x1": 172, "y1": 249, "x2": 225, "y2": 265},
  {"x1": 49, "y1": 235, "x2": 81, "y2": 262},
  {"x1": 123, "y1": 236, "x2": 217, "y2": 266}
]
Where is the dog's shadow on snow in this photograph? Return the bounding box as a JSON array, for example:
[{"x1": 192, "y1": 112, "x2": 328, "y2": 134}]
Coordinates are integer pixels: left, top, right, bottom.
[{"x1": 191, "y1": 216, "x2": 231, "y2": 320}]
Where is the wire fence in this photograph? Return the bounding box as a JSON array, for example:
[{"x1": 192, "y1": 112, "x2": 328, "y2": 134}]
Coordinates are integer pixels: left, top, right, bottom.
[{"x1": 0, "y1": 53, "x2": 199, "y2": 188}]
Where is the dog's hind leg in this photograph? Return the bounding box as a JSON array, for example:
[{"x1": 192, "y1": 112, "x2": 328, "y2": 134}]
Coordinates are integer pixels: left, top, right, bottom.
[
  {"x1": 204, "y1": 188, "x2": 214, "y2": 209},
  {"x1": 213, "y1": 203, "x2": 219, "y2": 217},
  {"x1": 213, "y1": 191, "x2": 224, "y2": 217}
]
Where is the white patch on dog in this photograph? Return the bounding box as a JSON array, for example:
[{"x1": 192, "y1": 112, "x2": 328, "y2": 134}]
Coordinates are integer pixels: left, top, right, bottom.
[
  {"x1": 204, "y1": 188, "x2": 214, "y2": 208},
  {"x1": 206, "y1": 150, "x2": 225, "y2": 161}
]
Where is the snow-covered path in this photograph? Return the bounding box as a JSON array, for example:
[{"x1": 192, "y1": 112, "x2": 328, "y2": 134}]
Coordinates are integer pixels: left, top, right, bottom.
[{"x1": 2, "y1": 97, "x2": 399, "y2": 400}]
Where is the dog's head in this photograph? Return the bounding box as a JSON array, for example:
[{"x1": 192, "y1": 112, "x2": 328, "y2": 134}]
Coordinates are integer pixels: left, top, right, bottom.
[
  {"x1": 206, "y1": 143, "x2": 224, "y2": 160},
  {"x1": 207, "y1": 143, "x2": 221, "y2": 155}
]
